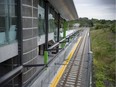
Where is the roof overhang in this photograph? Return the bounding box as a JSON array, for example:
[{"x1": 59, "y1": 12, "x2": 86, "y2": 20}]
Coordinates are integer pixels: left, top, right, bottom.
[{"x1": 48, "y1": 0, "x2": 78, "y2": 21}]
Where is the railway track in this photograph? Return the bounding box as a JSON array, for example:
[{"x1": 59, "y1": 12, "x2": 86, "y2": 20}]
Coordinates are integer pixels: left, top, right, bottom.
[{"x1": 57, "y1": 31, "x2": 88, "y2": 87}]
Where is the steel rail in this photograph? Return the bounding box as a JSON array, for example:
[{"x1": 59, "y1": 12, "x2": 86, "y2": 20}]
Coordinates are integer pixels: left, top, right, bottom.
[
  {"x1": 61, "y1": 37, "x2": 83, "y2": 87},
  {"x1": 57, "y1": 30, "x2": 88, "y2": 87},
  {"x1": 24, "y1": 33, "x2": 80, "y2": 87},
  {"x1": 74, "y1": 31, "x2": 88, "y2": 87}
]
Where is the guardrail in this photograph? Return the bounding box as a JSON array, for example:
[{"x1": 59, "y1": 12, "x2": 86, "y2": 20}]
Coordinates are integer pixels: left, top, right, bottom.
[
  {"x1": 0, "y1": 66, "x2": 23, "y2": 86},
  {"x1": 48, "y1": 30, "x2": 79, "y2": 51},
  {"x1": 23, "y1": 30, "x2": 80, "y2": 68},
  {"x1": 0, "y1": 29, "x2": 82, "y2": 87},
  {"x1": 23, "y1": 30, "x2": 81, "y2": 87}
]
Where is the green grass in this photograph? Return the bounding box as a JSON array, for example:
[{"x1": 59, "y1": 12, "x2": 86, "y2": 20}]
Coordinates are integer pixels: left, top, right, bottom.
[{"x1": 90, "y1": 29, "x2": 115, "y2": 87}]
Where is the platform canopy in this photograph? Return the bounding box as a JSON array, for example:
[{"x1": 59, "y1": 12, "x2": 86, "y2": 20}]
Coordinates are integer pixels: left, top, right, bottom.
[{"x1": 48, "y1": 0, "x2": 78, "y2": 21}]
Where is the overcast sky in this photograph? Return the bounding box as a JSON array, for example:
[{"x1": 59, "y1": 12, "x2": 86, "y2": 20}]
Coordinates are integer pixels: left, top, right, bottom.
[{"x1": 73, "y1": 0, "x2": 116, "y2": 20}]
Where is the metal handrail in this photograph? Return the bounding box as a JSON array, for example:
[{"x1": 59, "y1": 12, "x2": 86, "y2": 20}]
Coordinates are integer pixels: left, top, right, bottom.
[
  {"x1": 23, "y1": 31, "x2": 80, "y2": 87},
  {"x1": 48, "y1": 30, "x2": 78, "y2": 51},
  {"x1": 0, "y1": 66, "x2": 23, "y2": 86},
  {"x1": 23, "y1": 30, "x2": 79, "y2": 68}
]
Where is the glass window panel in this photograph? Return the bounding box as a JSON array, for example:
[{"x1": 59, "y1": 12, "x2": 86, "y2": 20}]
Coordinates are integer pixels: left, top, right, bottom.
[
  {"x1": 48, "y1": 7, "x2": 58, "y2": 41},
  {"x1": 0, "y1": 0, "x2": 17, "y2": 45},
  {"x1": 0, "y1": 4, "x2": 5, "y2": 15},
  {"x1": 8, "y1": 0, "x2": 17, "y2": 42},
  {"x1": 9, "y1": 5, "x2": 16, "y2": 16},
  {"x1": 0, "y1": 0, "x2": 7, "y2": 45},
  {"x1": 48, "y1": 7, "x2": 57, "y2": 33},
  {"x1": 38, "y1": 0, "x2": 45, "y2": 36}
]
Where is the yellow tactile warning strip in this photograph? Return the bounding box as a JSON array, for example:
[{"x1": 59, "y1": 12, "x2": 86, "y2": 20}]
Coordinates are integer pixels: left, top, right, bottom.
[{"x1": 50, "y1": 37, "x2": 82, "y2": 87}]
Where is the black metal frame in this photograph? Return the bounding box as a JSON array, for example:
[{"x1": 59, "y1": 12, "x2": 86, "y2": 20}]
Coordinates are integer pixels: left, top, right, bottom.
[
  {"x1": 0, "y1": 66, "x2": 23, "y2": 86},
  {"x1": 0, "y1": 0, "x2": 23, "y2": 86},
  {"x1": 23, "y1": 64, "x2": 45, "y2": 67},
  {"x1": 45, "y1": 0, "x2": 49, "y2": 51},
  {"x1": 16, "y1": 0, "x2": 23, "y2": 86},
  {"x1": 56, "y1": 13, "x2": 60, "y2": 52},
  {"x1": 17, "y1": 0, "x2": 23, "y2": 66}
]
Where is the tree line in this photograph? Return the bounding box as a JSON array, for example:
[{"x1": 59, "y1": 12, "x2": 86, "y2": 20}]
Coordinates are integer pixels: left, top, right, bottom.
[{"x1": 68, "y1": 17, "x2": 116, "y2": 33}]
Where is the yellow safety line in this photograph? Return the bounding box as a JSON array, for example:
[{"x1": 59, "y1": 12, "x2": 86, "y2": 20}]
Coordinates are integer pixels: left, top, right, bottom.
[{"x1": 50, "y1": 37, "x2": 82, "y2": 87}]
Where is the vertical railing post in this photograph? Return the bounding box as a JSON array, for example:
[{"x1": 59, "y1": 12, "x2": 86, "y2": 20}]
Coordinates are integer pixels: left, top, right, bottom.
[
  {"x1": 44, "y1": 0, "x2": 49, "y2": 66},
  {"x1": 17, "y1": 0, "x2": 23, "y2": 86},
  {"x1": 61, "y1": 20, "x2": 68, "y2": 48},
  {"x1": 56, "y1": 13, "x2": 60, "y2": 52},
  {"x1": 63, "y1": 20, "x2": 67, "y2": 39},
  {"x1": 44, "y1": 51, "x2": 48, "y2": 65}
]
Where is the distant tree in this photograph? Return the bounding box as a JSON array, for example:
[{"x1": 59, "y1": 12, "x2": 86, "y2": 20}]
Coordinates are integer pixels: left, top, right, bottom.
[
  {"x1": 68, "y1": 20, "x2": 77, "y2": 28},
  {"x1": 94, "y1": 24, "x2": 102, "y2": 29},
  {"x1": 99, "y1": 20, "x2": 106, "y2": 24},
  {"x1": 110, "y1": 23, "x2": 116, "y2": 33},
  {"x1": 76, "y1": 17, "x2": 93, "y2": 27}
]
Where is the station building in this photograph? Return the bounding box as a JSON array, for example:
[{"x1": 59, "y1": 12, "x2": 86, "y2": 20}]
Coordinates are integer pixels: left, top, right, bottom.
[{"x1": 0, "y1": 0, "x2": 78, "y2": 87}]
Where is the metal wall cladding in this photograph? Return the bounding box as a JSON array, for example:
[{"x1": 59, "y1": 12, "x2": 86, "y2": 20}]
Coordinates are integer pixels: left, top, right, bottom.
[
  {"x1": 32, "y1": 48, "x2": 38, "y2": 58},
  {"x1": 22, "y1": 0, "x2": 32, "y2": 5},
  {"x1": 33, "y1": 29, "x2": 38, "y2": 37},
  {"x1": 32, "y1": 38, "x2": 38, "y2": 48},
  {"x1": 23, "y1": 29, "x2": 33, "y2": 39},
  {"x1": 22, "y1": 0, "x2": 39, "y2": 85},
  {"x1": 33, "y1": 8, "x2": 38, "y2": 17},
  {"x1": 22, "y1": 67, "x2": 34, "y2": 83},
  {"x1": 22, "y1": 58, "x2": 38, "y2": 83},
  {"x1": 23, "y1": 39, "x2": 33, "y2": 53},
  {"x1": 22, "y1": 51, "x2": 33, "y2": 63},
  {"x1": 33, "y1": 0, "x2": 39, "y2": 7},
  {"x1": 22, "y1": 6, "x2": 32, "y2": 17},
  {"x1": 33, "y1": 19, "x2": 38, "y2": 27},
  {"x1": 22, "y1": 18, "x2": 32, "y2": 28}
]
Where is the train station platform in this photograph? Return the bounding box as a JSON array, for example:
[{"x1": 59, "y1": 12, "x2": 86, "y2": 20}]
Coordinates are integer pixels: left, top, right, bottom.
[{"x1": 28, "y1": 28, "x2": 92, "y2": 87}]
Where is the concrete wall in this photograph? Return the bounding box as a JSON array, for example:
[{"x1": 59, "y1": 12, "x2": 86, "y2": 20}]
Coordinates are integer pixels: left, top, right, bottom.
[{"x1": 21, "y1": 0, "x2": 39, "y2": 85}]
